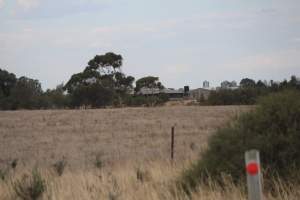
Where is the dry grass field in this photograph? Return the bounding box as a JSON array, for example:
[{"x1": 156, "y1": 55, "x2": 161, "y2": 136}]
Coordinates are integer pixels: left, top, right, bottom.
[
  {"x1": 0, "y1": 105, "x2": 298, "y2": 199},
  {"x1": 0, "y1": 105, "x2": 248, "y2": 170}
]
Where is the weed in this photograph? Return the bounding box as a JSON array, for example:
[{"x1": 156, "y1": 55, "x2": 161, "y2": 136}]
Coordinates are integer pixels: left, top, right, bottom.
[
  {"x1": 136, "y1": 167, "x2": 151, "y2": 183},
  {"x1": 53, "y1": 158, "x2": 67, "y2": 176},
  {"x1": 95, "y1": 153, "x2": 104, "y2": 169},
  {"x1": 0, "y1": 168, "x2": 8, "y2": 181},
  {"x1": 13, "y1": 168, "x2": 46, "y2": 200},
  {"x1": 11, "y1": 159, "x2": 18, "y2": 169},
  {"x1": 190, "y1": 142, "x2": 196, "y2": 151}
]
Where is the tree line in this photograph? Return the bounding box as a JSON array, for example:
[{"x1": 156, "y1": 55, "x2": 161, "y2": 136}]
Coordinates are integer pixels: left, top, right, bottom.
[
  {"x1": 204, "y1": 76, "x2": 300, "y2": 105},
  {"x1": 0, "y1": 52, "x2": 168, "y2": 110},
  {"x1": 1, "y1": 52, "x2": 299, "y2": 110}
]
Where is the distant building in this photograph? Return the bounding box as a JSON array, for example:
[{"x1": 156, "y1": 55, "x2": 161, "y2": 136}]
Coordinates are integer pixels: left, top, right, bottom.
[
  {"x1": 203, "y1": 81, "x2": 210, "y2": 89},
  {"x1": 161, "y1": 88, "x2": 185, "y2": 100},
  {"x1": 136, "y1": 82, "x2": 216, "y2": 101},
  {"x1": 137, "y1": 87, "x2": 184, "y2": 100},
  {"x1": 137, "y1": 87, "x2": 160, "y2": 95}
]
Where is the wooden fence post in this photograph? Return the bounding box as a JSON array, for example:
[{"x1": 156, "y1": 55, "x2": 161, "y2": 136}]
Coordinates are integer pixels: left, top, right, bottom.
[
  {"x1": 245, "y1": 150, "x2": 263, "y2": 200},
  {"x1": 171, "y1": 126, "x2": 175, "y2": 162}
]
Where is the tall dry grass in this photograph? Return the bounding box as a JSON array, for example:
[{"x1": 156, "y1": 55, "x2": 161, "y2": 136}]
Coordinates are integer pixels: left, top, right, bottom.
[
  {"x1": 3, "y1": 105, "x2": 296, "y2": 199},
  {"x1": 1, "y1": 159, "x2": 299, "y2": 200}
]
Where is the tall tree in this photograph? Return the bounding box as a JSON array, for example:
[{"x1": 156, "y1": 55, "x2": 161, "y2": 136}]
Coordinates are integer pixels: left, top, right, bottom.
[
  {"x1": 256, "y1": 80, "x2": 266, "y2": 88},
  {"x1": 86, "y1": 52, "x2": 123, "y2": 75},
  {"x1": 0, "y1": 68, "x2": 17, "y2": 97},
  {"x1": 43, "y1": 83, "x2": 69, "y2": 108},
  {"x1": 65, "y1": 52, "x2": 134, "y2": 108},
  {"x1": 240, "y1": 78, "x2": 256, "y2": 88},
  {"x1": 10, "y1": 76, "x2": 43, "y2": 109}
]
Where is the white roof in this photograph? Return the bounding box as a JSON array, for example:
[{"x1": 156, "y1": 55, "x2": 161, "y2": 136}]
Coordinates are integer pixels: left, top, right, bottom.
[
  {"x1": 138, "y1": 87, "x2": 184, "y2": 95},
  {"x1": 161, "y1": 88, "x2": 184, "y2": 94}
]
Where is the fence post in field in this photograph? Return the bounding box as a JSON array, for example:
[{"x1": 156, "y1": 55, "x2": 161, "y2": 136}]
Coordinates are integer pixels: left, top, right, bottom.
[
  {"x1": 171, "y1": 126, "x2": 175, "y2": 162},
  {"x1": 245, "y1": 150, "x2": 263, "y2": 200}
]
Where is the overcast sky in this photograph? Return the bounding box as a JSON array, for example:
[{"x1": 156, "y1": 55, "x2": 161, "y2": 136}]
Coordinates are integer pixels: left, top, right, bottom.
[{"x1": 1, "y1": 0, "x2": 300, "y2": 90}]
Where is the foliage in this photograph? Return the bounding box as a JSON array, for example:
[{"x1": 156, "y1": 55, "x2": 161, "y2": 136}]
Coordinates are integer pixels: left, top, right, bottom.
[
  {"x1": 135, "y1": 76, "x2": 164, "y2": 93},
  {"x1": 95, "y1": 153, "x2": 104, "y2": 169},
  {"x1": 0, "y1": 68, "x2": 17, "y2": 97},
  {"x1": 240, "y1": 78, "x2": 256, "y2": 88},
  {"x1": 207, "y1": 88, "x2": 259, "y2": 105},
  {"x1": 0, "y1": 168, "x2": 8, "y2": 181},
  {"x1": 11, "y1": 159, "x2": 18, "y2": 169},
  {"x1": 136, "y1": 167, "x2": 151, "y2": 183},
  {"x1": 125, "y1": 94, "x2": 169, "y2": 107},
  {"x1": 69, "y1": 83, "x2": 115, "y2": 108},
  {"x1": 206, "y1": 76, "x2": 300, "y2": 105},
  {"x1": 1, "y1": 66, "x2": 299, "y2": 110},
  {"x1": 65, "y1": 52, "x2": 134, "y2": 108},
  {"x1": 53, "y1": 158, "x2": 67, "y2": 176},
  {"x1": 87, "y1": 52, "x2": 123, "y2": 73},
  {"x1": 13, "y1": 169, "x2": 46, "y2": 200},
  {"x1": 181, "y1": 90, "x2": 300, "y2": 191},
  {"x1": 42, "y1": 84, "x2": 69, "y2": 109},
  {"x1": 0, "y1": 76, "x2": 44, "y2": 110}
]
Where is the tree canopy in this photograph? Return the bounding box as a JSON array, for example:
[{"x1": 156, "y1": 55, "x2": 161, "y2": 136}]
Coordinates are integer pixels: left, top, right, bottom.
[
  {"x1": 0, "y1": 68, "x2": 17, "y2": 97},
  {"x1": 240, "y1": 78, "x2": 256, "y2": 88},
  {"x1": 65, "y1": 52, "x2": 134, "y2": 107},
  {"x1": 135, "y1": 76, "x2": 164, "y2": 92}
]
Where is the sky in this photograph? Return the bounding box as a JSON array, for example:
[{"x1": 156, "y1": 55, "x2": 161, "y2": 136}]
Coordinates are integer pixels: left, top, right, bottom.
[{"x1": 1, "y1": 0, "x2": 300, "y2": 90}]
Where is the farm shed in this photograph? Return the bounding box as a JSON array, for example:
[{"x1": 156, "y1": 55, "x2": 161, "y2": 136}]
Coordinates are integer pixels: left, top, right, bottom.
[{"x1": 137, "y1": 87, "x2": 185, "y2": 100}]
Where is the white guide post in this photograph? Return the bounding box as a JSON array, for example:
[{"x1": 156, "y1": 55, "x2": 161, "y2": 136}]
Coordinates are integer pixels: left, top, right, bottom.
[{"x1": 245, "y1": 150, "x2": 263, "y2": 200}]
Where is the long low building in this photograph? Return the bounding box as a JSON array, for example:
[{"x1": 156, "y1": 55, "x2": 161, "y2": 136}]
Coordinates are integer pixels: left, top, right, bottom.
[
  {"x1": 136, "y1": 86, "x2": 213, "y2": 101},
  {"x1": 137, "y1": 87, "x2": 185, "y2": 100}
]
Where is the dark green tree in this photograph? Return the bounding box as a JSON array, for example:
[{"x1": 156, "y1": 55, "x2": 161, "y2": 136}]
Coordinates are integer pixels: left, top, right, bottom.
[
  {"x1": 256, "y1": 80, "x2": 266, "y2": 88},
  {"x1": 43, "y1": 83, "x2": 69, "y2": 109},
  {"x1": 240, "y1": 78, "x2": 256, "y2": 88},
  {"x1": 288, "y1": 75, "x2": 300, "y2": 89},
  {"x1": 0, "y1": 68, "x2": 17, "y2": 97},
  {"x1": 9, "y1": 76, "x2": 43, "y2": 109},
  {"x1": 65, "y1": 52, "x2": 134, "y2": 108},
  {"x1": 86, "y1": 52, "x2": 123, "y2": 74}
]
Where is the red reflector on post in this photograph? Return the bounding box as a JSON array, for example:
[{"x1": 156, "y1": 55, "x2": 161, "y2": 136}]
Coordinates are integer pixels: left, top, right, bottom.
[{"x1": 246, "y1": 162, "x2": 259, "y2": 175}]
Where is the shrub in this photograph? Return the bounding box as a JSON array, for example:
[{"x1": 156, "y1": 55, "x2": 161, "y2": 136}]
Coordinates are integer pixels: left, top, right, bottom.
[
  {"x1": 136, "y1": 167, "x2": 151, "y2": 183},
  {"x1": 125, "y1": 94, "x2": 169, "y2": 107},
  {"x1": 207, "y1": 88, "x2": 261, "y2": 105},
  {"x1": 0, "y1": 168, "x2": 8, "y2": 181},
  {"x1": 11, "y1": 159, "x2": 18, "y2": 169},
  {"x1": 181, "y1": 90, "x2": 300, "y2": 190},
  {"x1": 13, "y1": 169, "x2": 46, "y2": 200},
  {"x1": 53, "y1": 158, "x2": 67, "y2": 176},
  {"x1": 95, "y1": 153, "x2": 104, "y2": 169}
]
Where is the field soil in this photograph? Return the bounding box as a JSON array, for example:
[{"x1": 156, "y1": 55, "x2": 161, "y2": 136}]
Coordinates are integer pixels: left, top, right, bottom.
[{"x1": 0, "y1": 106, "x2": 248, "y2": 170}]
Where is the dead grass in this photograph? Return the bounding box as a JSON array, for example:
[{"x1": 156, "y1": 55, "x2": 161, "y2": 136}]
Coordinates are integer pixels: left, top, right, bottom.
[
  {"x1": 3, "y1": 105, "x2": 296, "y2": 199},
  {"x1": 0, "y1": 105, "x2": 248, "y2": 170},
  {"x1": 1, "y1": 160, "x2": 299, "y2": 200}
]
